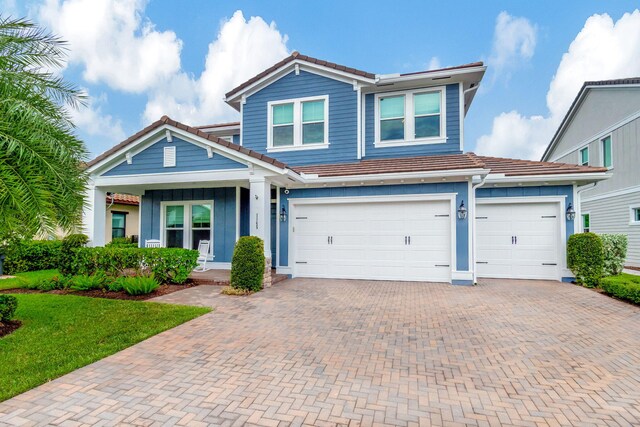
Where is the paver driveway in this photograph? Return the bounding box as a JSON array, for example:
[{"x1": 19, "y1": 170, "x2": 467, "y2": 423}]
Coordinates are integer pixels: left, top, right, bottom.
[{"x1": 1, "y1": 279, "x2": 640, "y2": 426}]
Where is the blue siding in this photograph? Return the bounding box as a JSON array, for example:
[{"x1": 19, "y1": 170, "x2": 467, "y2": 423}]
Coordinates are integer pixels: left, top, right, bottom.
[
  {"x1": 239, "y1": 188, "x2": 250, "y2": 237},
  {"x1": 140, "y1": 188, "x2": 237, "y2": 262},
  {"x1": 363, "y1": 83, "x2": 461, "y2": 159},
  {"x1": 232, "y1": 134, "x2": 240, "y2": 145},
  {"x1": 476, "y1": 185, "x2": 575, "y2": 245},
  {"x1": 104, "y1": 136, "x2": 246, "y2": 176},
  {"x1": 278, "y1": 182, "x2": 469, "y2": 272},
  {"x1": 243, "y1": 70, "x2": 358, "y2": 166}
]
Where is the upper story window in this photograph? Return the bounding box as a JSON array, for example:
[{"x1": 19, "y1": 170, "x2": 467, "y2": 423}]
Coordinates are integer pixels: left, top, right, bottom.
[
  {"x1": 601, "y1": 135, "x2": 612, "y2": 168},
  {"x1": 580, "y1": 146, "x2": 589, "y2": 166},
  {"x1": 375, "y1": 87, "x2": 445, "y2": 147},
  {"x1": 630, "y1": 207, "x2": 640, "y2": 226},
  {"x1": 267, "y1": 96, "x2": 329, "y2": 152}
]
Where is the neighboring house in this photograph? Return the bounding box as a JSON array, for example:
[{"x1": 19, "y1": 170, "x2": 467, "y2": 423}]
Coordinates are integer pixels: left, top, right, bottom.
[
  {"x1": 83, "y1": 52, "x2": 609, "y2": 284},
  {"x1": 541, "y1": 78, "x2": 640, "y2": 268},
  {"x1": 105, "y1": 193, "x2": 140, "y2": 243}
]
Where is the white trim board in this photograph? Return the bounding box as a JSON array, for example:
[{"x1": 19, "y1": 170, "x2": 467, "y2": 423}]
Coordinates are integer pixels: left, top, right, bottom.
[{"x1": 581, "y1": 185, "x2": 640, "y2": 203}]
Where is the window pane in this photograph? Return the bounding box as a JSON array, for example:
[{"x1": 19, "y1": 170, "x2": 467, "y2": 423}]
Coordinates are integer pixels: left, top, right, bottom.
[
  {"x1": 166, "y1": 205, "x2": 184, "y2": 228},
  {"x1": 635, "y1": 209, "x2": 640, "y2": 222},
  {"x1": 192, "y1": 204, "x2": 211, "y2": 228},
  {"x1": 303, "y1": 122, "x2": 324, "y2": 144},
  {"x1": 272, "y1": 103, "x2": 293, "y2": 125},
  {"x1": 112, "y1": 228, "x2": 125, "y2": 239},
  {"x1": 602, "y1": 136, "x2": 612, "y2": 167},
  {"x1": 166, "y1": 230, "x2": 183, "y2": 248},
  {"x1": 380, "y1": 119, "x2": 404, "y2": 141},
  {"x1": 192, "y1": 229, "x2": 211, "y2": 250},
  {"x1": 414, "y1": 92, "x2": 440, "y2": 116},
  {"x1": 273, "y1": 125, "x2": 294, "y2": 146},
  {"x1": 380, "y1": 96, "x2": 404, "y2": 119},
  {"x1": 415, "y1": 115, "x2": 440, "y2": 138},
  {"x1": 112, "y1": 213, "x2": 125, "y2": 230},
  {"x1": 583, "y1": 214, "x2": 590, "y2": 228},
  {"x1": 580, "y1": 148, "x2": 589, "y2": 165},
  {"x1": 302, "y1": 100, "x2": 324, "y2": 122}
]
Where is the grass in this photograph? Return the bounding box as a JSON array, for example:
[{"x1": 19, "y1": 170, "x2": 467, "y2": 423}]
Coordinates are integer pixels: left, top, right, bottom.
[
  {"x1": 0, "y1": 269, "x2": 59, "y2": 290},
  {"x1": 0, "y1": 294, "x2": 210, "y2": 402},
  {"x1": 600, "y1": 273, "x2": 640, "y2": 305}
]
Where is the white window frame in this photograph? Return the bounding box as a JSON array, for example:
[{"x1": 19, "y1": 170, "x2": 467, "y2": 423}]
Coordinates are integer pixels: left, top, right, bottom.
[
  {"x1": 629, "y1": 206, "x2": 640, "y2": 226},
  {"x1": 160, "y1": 200, "x2": 214, "y2": 257},
  {"x1": 267, "y1": 95, "x2": 329, "y2": 152},
  {"x1": 600, "y1": 134, "x2": 613, "y2": 169},
  {"x1": 579, "y1": 146, "x2": 589, "y2": 166},
  {"x1": 374, "y1": 86, "x2": 447, "y2": 148},
  {"x1": 581, "y1": 212, "x2": 591, "y2": 232}
]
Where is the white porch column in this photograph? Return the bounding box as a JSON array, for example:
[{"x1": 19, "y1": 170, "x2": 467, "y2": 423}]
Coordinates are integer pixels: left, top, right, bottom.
[
  {"x1": 249, "y1": 177, "x2": 272, "y2": 259},
  {"x1": 83, "y1": 185, "x2": 107, "y2": 247}
]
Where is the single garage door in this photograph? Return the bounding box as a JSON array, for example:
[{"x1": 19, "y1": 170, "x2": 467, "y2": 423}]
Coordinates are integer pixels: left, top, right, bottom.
[
  {"x1": 476, "y1": 202, "x2": 560, "y2": 280},
  {"x1": 292, "y1": 199, "x2": 452, "y2": 282}
]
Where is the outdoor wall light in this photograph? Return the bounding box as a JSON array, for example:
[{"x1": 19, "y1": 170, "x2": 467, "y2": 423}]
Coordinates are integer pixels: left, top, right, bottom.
[
  {"x1": 457, "y1": 201, "x2": 467, "y2": 220},
  {"x1": 566, "y1": 203, "x2": 576, "y2": 221},
  {"x1": 280, "y1": 205, "x2": 288, "y2": 222}
]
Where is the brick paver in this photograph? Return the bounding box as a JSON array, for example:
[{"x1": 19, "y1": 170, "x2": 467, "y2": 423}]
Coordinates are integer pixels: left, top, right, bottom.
[{"x1": 1, "y1": 278, "x2": 640, "y2": 426}]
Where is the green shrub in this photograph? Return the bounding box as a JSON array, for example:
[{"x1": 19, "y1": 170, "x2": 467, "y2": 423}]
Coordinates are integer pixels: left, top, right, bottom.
[
  {"x1": 70, "y1": 271, "x2": 108, "y2": 291},
  {"x1": 120, "y1": 274, "x2": 159, "y2": 295},
  {"x1": 601, "y1": 234, "x2": 628, "y2": 276},
  {"x1": 106, "y1": 237, "x2": 137, "y2": 248},
  {"x1": 0, "y1": 295, "x2": 18, "y2": 324},
  {"x1": 600, "y1": 274, "x2": 640, "y2": 304},
  {"x1": 230, "y1": 236, "x2": 265, "y2": 292},
  {"x1": 567, "y1": 232, "x2": 604, "y2": 288},
  {"x1": 2, "y1": 240, "x2": 62, "y2": 274},
  {"x1": 59, "y1": 234, "x2": 88, "y2": 276},
  {"x1": 221, "y1": 286, "x2": 252, "y2": 296},
  {"x1": 107, "y1": 276, "x2": 126, "y2": 292},
  {"x1": 69, "y1": 247, "x2": 198, "y2": 284},
  {"x1": 27, "y1": 275, "x2": 72, "y2": 291}
]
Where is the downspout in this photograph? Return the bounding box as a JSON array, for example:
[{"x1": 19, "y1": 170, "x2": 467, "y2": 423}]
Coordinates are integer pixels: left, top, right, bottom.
[
  {"x1": 106, "y1": 192, "x2": 114, "y2": 210},
  {"x1": 575, "y1": 182, "x2": 597, "y2": 232},
  {"x1": 471, "y1": 174, "x2": 487, "y2": 284}
]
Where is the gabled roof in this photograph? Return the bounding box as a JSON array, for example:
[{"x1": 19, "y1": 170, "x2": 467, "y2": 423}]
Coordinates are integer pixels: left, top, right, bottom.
[
  {"x1": 225, "y1": 51, "x2": 375, "y2": 100},
  {"x1": 86, "y1": 115, "x2": 287, "y2": 171},
  {"x1": 541, "y1": 77, "x2": 640, "y2": 161}
]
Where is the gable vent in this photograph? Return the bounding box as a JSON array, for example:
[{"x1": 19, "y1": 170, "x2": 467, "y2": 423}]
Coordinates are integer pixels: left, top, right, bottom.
[{"x1": 163, "y1": 146, "x2": 176, "y2": 167}]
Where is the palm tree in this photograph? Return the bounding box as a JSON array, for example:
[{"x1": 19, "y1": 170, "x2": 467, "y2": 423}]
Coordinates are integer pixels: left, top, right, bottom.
[{"x1": 0, "y1": 16, "x2": 88, "y2": 239}]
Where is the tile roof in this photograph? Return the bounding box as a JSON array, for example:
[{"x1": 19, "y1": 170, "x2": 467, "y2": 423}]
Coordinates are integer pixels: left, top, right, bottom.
[
  {"x1": 474, "y1": 155, "x2": 608, "y2": 176},
  {"x1": 224, "y1": 51, "x2": 376, "y2": 99},
  {"x1": 195, "y1": 121, "x2": 240, "y2": 129},
  {"x1": 108, "y1": 193, "x2": 139, "y2": 205},
  {"x1": 293, "y1": 153, "x2": 486, "y2": 177},
  {"x1": 86, "y1": 116, "x2": 287, "y2": 170}
]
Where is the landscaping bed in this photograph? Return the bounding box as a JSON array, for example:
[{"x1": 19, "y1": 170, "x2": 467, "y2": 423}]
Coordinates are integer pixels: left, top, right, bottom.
[
  {"x1": 0, "y1": 294, "x2": 210, "y2": 402},
  {"x1": 0, "y1": 320, "x2": 21, "y2": 338}
]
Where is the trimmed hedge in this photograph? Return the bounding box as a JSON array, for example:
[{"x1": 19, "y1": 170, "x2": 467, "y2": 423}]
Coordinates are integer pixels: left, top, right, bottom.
[
  {"x1": 601, "y1": 234, "x2": 628, "y2": 276},
  {"x1": 0, "y1": 295, "x2": 17, "y2": 324},
  {"x1": 106, "y1": 237, "x2": 138, "y2": 248},
  {"x1": 230, "y1": 236, "x2": 265, "y2": 292},
  {"x1": 59, "y1": 234, "x2": 89, "y2": 276},
  {"x1": 70, "y1": 247, "x2": 198, "y2": 284},
  {"x1": 601, "y1": 274, "x2": 640, "y2": 305},
  {"x1": 567, "y1": 232, "x2": 604, "y2": 288},
  {"x1": 2, "y1": 240, "x2": 62, "y2": 274}
]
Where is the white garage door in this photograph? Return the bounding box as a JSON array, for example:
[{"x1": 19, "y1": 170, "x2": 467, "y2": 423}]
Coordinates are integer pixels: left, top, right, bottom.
[
  {"x1": 292, "y1": 199, "x2": 452, "y2": 282},
  {"x1": 476, "y1": 202, "x2": 560, "y2": 280}
]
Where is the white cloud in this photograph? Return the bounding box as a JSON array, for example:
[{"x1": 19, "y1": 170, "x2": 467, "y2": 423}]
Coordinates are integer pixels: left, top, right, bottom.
[
  {"x1": 488, "y1": 11, "x2": 537, "y2": 77},
  {"x1": 427, "y1": 57, "x2": 441, "y2": 70},
  {"x1": 143, "y1": 10, "x2": 290, "y2": 125},
  {"x1": 477, "y1": 10, "x2": 640, "y2": 160},
  {"x1": 39, "y1": 0, "x2": 182, "y2": 93},
  {"x1": 69, "y1": 90, "x2": 126, "y2": 154}
]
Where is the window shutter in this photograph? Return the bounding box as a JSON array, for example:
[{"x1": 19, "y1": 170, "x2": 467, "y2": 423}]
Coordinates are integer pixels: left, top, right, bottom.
[{"x1": 163, "y1": 146, "x2": 176, "y2": 167}]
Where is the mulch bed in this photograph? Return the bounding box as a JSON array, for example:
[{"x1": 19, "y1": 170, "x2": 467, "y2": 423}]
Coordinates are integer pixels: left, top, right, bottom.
[
  {"x1": 0, "y1": 283, "x2": 199, "y2": 301},
  {"x1": 0, "y1": 320, "x2": 22, "y2": 338}
]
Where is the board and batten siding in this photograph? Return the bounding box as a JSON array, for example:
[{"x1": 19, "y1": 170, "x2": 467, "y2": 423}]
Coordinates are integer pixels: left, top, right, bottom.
[
  {"x1": 103, "y1": 136, "x2": 247, "y2": 176},
  {"x1": 278, "y1": 182, "x2": 469, "y2": 272},
  {"x1": 140, "y1": 188, "x2": 237, "y2": 262},
  {"x1": 582, "y1": 191, "x2": 640, "y2": 267},
  {"x1": 363, "y1": 83, "x2": 461, "y2": 159},
  {"x1": 242, "y1": 70, "x2": 358, "y2": 166},
  {"x1": 549, "y1": 88, "x2": 640, "y2": 160}
]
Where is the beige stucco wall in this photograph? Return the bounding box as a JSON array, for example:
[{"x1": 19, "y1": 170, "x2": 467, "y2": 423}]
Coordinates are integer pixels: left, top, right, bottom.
[{"x1": 105, "y1": 203, "x2": 139, "y2": 243}]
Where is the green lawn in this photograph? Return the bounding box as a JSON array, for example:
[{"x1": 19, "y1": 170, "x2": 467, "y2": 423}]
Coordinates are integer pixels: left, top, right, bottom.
[
  {"x1": 0, "y1": 269, "x2": 59, "y2": 290},
  {"x1": 0, "y1": 294, "x2": 210, "y2": 401}
]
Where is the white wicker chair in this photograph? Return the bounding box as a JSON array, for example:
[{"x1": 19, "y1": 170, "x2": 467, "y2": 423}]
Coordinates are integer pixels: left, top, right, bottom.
[{"x1": 193, "y1": 240, "x2": 212, "y2": 272}]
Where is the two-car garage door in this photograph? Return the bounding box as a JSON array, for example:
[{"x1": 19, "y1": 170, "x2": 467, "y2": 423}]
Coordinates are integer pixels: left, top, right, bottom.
[{"x1": 292, "y1": 199, "x2": 452, "y2": 282}]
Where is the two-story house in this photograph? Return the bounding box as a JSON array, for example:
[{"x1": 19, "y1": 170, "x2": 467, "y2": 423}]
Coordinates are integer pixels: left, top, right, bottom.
[
  {"x1": 542, "y1": 78, "x2": 640, "y2": 268},
  {"x1": 84, "y1": 52, "x2": 609, "y2": 285}
]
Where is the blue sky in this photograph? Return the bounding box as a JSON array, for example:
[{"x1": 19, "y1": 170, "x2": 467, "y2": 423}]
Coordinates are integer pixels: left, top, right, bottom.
[{"x1": 5, "y1": 0, "x2": 640, "y2": 160}]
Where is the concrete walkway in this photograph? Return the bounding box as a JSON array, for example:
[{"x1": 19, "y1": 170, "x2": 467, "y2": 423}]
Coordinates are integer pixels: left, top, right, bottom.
[{"x1": 1, "y1": 279, "x2": 640, "y2": 426}]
